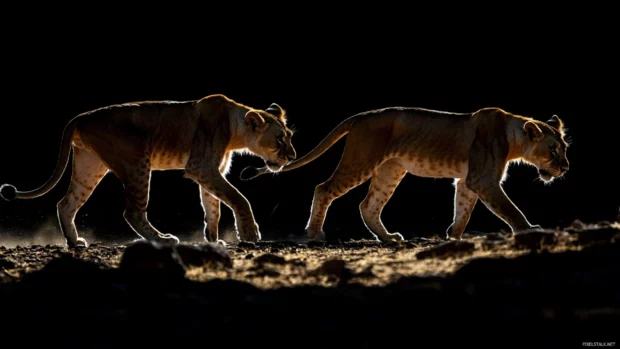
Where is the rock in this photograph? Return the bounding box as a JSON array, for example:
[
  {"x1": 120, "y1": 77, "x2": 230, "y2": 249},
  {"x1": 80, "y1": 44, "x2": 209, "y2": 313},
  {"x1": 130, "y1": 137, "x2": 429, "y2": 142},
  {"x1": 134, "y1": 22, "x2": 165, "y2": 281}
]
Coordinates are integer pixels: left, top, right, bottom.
[
  {"x1": 356, "y1": 265, "x2": 375, "y2": 278},
  {"x1": 415, "y1": 240, "x2": 476, "y2": 260},
  {"x1": 513, "y1": 230, "x2": 558, "y2": 250},
  {"x1": 270, "y1": 248, "x2": 281, "y2": 254},
  {"x1": 307, "y1": 241, "x2": 326, "y2": 248},
  {"x1": 118, "y1": 241, "x2": 186, "y2": 281},
  {"x1": 405, "y1": 241, "x2": 418, "y2": 249},
  {"x1": 454, "y1": 238, "x2": 620, "y2": 285},
  {"x1": 326, "y1": 239, "x2": 344, "y2": 246},
  {"x1": 480, "y1": 240, "x2": 508, "y2": 251},
  {"x1": 174, "y1": 243, "x2": 233, "y2": 269},
  {"x1": 410, "y1": 237, "x2": 443, "y2": 247},
  {"x1": 254, "y1": 253, "x2": 286, "y2": 265},
  {"x1": 313, "y1": 259, "x2": 353, "y2": 280},
  {"x1": 0, "y1": 257, "x2": 17, "y2": 269},
  {"x1": 566, "y1": 223, "x2": 620, "y2": 245},
  {"x1": 245, "y1": 253, "x2": 254, "y2": 260},
  {"x1": 569, "y1": 219, "x2": 586, "y2": 229},
  {"x1": 277, "y1": 241, "x2": 300, "y2": 248},
  {"x1": 22, "y1": 254, "x2": 103, "y2": 283},
  {"x1": 256, "y1": 268, "x2": 280, "y2": 277},
  {"x1": 238, "y1": 242, "x2": 256, "y2": 249},
  {"x1": 462, "y1": 231, "x2": 488, "y2": 239},
  {"x1": 290, "y1": 259, "x2": 307, "y2": 267},
  {"x1": 383, "y1": 241, "x2": 402, "y2": 248},
  {"x1": 485, "y1": 233, "x2": 509, "y2": 241}
]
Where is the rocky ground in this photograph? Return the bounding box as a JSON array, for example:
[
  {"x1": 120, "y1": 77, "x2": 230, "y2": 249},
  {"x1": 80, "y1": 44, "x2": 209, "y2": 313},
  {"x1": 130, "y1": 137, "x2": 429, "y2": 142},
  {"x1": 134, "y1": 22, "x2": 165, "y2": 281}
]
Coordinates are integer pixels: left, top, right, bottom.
[{"x1": 1, "y1": 220, "x2": 619, "y2": 348}]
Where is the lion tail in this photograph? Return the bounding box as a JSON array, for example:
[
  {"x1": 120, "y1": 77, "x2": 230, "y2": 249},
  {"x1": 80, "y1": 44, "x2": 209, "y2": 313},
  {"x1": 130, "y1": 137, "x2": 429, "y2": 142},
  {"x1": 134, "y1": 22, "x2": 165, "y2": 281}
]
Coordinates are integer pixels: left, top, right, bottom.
[
  {"x1": 240, "y1": 116, "x2": 356, "y2": 180},
  {"x1": 1, "y1": 117, "x2": 78, "y2": 201}
]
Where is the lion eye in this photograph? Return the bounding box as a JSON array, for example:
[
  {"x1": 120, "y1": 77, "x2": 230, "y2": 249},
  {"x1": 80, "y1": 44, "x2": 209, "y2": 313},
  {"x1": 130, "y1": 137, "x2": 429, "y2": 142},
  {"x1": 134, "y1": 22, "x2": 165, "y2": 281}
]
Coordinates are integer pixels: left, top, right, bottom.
[{"x1": 549, "y1": 147, "x2": 557, "y2": 156}]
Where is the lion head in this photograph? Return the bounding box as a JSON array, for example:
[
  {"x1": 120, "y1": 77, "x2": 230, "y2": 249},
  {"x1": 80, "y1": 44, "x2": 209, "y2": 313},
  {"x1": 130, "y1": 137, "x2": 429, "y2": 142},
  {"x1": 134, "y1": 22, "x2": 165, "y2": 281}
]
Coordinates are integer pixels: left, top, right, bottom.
[
  {"x1": 522, "y1": 115, "x2": 570, "y2": 183},
  {"x1": 244, "y1": 103, "x2": 297, "y2": 172}
]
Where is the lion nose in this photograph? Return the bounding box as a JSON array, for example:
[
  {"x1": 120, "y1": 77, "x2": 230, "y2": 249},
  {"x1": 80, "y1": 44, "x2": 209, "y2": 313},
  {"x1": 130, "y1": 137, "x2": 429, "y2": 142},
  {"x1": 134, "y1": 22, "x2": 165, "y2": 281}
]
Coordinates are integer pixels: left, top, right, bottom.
[
  {"x1": 560, "y1": 159, "x2": 568, "y2": 172},
  {"x1": 287, "y1": 149, "x2": 297, "y2": 161}
]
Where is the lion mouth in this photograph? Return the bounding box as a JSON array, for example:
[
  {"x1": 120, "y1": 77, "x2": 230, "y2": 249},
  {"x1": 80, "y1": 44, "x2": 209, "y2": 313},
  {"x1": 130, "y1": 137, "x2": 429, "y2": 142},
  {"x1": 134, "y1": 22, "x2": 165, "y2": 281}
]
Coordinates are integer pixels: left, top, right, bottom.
[
  {"x1": 266, "y1": 161, "x2": 283, "y2": 171},
  {"x1": 539, "y1": 169, "x2": 552, "y2": 177},
  {"x1": 538, "y1": 168, "x2": 559, "y2": 181}
]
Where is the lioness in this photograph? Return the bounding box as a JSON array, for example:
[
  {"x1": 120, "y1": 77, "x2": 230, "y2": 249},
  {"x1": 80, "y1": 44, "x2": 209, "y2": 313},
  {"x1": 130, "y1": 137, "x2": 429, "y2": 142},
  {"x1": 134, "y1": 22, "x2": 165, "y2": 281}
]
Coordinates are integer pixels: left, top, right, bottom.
[
  {"x1": 1, "y1": 94, "x2": 297, "y2": 247},
  {"x1": 240, "y1": 107, "x2": 570, "y2": 242}
]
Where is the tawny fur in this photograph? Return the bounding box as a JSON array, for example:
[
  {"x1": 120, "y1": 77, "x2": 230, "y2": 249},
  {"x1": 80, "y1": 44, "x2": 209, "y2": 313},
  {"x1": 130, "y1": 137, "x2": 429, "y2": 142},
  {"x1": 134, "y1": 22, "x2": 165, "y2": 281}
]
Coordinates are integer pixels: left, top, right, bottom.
[
  {"x1": 243, "y1": 107, "x2": 570, "y2": 242},
  {"x1": 0, "y1": 94, "x2": 297, "y2": 247}
]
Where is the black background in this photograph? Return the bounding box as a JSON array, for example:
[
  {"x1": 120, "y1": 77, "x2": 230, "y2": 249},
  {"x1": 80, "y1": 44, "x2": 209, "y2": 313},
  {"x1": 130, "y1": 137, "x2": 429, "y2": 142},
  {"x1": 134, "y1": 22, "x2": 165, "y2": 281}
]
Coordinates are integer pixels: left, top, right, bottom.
[{"x1": 0, "y1": 12, "x2": 618, "y2": 245}]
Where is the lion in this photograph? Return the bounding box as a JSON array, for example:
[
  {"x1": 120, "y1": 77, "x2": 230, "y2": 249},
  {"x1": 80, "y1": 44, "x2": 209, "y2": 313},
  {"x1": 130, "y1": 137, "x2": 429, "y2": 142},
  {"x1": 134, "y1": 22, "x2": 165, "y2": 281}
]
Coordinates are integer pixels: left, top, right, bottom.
[
  {"x1": 240, "y1": 106, "x2": 570, "y2": 242},
  {"x1": 0, "y1": 94, "x2": 297, "y2": 247}
]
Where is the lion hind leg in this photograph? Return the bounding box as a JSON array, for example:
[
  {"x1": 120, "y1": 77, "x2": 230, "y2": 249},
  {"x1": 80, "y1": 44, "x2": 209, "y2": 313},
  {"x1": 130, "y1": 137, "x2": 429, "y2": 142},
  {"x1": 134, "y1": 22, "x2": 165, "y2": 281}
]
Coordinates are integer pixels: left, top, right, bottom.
[
  {"x1": 57, "y1": 147, "x2": 108, "y2": 247},
  {"x1": 119, "y1": 156, "x2": 179, "y2": 245},
  {"x1": 305, "y1": 138, "x2": 386, "y2": 241},
  {"x1": 359, "y1": 159, "x2": 407, "y2": 242},
  {"x1": 446, "y1": 178, "x2": 479, "y2": 240}
]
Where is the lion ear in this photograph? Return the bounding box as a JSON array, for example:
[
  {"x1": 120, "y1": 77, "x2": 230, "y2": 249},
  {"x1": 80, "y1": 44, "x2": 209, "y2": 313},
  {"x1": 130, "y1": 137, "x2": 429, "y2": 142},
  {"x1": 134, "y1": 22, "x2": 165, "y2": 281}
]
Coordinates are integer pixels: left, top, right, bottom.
[
  {"x1": 245, "y1": 111, "x2": 269, "y2": 132},
  {"x1": 546, "y1": 115, "x2": 564, "y2": 132},
  {"x1": 265, "y1": 103, "x2": 283, "y2": 115},
  {"x1": 265, "y1": 102, "x2": 287, "y2": 125},
  {"x1": 523, "y1": 121, "x2": 544, "y2": 142}
]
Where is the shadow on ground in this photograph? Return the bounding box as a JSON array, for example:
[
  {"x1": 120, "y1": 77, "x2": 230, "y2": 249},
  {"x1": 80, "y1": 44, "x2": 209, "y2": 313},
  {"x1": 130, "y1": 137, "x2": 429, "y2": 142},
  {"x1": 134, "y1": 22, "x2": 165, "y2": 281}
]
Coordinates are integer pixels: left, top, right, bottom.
[{"x1": 0, "y1": 222, "x2": 619, "y2": 348}]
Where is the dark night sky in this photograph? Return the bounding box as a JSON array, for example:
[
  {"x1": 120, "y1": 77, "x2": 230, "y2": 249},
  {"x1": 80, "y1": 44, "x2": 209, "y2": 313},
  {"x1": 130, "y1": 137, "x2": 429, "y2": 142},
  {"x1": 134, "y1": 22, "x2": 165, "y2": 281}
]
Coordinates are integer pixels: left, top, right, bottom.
[{"x1": 0, "y1": 17, "x2": 618, "y2": 244}]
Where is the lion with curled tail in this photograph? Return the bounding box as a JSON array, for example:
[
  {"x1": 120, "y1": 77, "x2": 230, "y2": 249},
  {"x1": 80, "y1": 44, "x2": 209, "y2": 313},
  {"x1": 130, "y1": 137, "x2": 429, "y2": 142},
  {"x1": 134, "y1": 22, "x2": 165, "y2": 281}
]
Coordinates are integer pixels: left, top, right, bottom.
[
  {"x1": 240, "y1": 106, "x2": 570, "y2": 242},
  {"x1": 0, "y1": 94, "x2": 297, "y2": 248}
]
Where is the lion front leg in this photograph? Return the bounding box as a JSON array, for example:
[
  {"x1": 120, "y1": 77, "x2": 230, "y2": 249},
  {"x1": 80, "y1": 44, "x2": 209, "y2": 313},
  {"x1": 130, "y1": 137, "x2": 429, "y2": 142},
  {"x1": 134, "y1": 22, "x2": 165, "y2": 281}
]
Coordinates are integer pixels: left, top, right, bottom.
[
  {"x1": 465, "y1": 133, "x2": 537, "y2": 234},
  {"x1": 200, "y1": 187, "x2": 222, "y2": 243},
  {"x1": 185, "y1": 125, "x2": 260, "y2": 242},
  {"x1": 466, "y1": 178, "x2": 535, "y2": 233},
  {"x1": 189, "y1": 170, "x2": 261, "y2": 242}
]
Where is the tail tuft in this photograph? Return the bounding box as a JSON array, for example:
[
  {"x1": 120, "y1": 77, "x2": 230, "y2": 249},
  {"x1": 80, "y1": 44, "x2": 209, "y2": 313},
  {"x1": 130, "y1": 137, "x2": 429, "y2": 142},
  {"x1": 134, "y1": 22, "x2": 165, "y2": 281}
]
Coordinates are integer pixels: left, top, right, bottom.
[
  {"x1": 0, "y1": 184, "x2": 17, "y2": 201},
  {"x1": 240, "y1": 166, "x2": 263, "y2": 181}
]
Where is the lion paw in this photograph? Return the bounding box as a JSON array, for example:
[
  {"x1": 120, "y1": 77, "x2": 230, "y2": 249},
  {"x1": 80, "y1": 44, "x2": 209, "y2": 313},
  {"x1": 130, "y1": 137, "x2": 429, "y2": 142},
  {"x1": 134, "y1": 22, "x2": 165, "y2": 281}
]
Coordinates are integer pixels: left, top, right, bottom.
[
  {"x1": 66, "y1": 237, "x2": 89, "y2": 248},
  {"x1": 239, "y1": 221, "x2": 261, "y2": 242},
  {"x1": 69, "y1": 237, "x2": 89, "y2": 248},
  {"x1": 445, "y1": 223, "x2": 467, "y2": 240},
  {"x1": 76, "y1": 237, "x2": 89, "y2": 247},
  {"x1": 155, "y1": 234, "x2": 180, "y2": 245},
  {"x1": 204, "y1": 231, "x2": 219, "y2": 243},
  {"x1": 306, "y1": 228, "x2": 325, "y2": 241},
  {"x1": 447, "y1": 231, "x2": 464, "y2": 240},
  {"x1": 380, "y1": 232, "x2": 405, "y2": 242}
]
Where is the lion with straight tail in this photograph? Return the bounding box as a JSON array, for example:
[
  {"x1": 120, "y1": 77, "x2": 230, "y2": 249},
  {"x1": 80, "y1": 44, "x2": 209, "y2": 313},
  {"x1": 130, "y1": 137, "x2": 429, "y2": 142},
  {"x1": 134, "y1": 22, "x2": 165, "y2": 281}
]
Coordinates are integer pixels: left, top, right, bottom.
[
  {"x1": 240, "y1": 106, "x2": 570, "y2": 242},
  {"x1": 1, "y1": 94, "x2": 297, "y2": 247}
]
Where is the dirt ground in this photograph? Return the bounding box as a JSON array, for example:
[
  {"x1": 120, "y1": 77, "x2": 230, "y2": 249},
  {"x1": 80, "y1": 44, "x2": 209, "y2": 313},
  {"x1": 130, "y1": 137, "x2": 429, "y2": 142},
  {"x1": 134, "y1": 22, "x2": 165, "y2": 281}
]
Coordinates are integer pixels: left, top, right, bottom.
[
  {"x1": 1, "y1": 220, "x2": 619, "y2": 348},
  {"x1": 0, "y1": 229, "x2": 586, "y2": 287}
]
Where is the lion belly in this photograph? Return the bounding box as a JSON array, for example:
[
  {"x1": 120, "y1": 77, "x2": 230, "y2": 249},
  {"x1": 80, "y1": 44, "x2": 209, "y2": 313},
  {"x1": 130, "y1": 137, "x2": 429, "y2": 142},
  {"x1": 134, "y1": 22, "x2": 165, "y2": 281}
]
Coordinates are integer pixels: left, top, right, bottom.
[
  {"x1": 150, "y1": 150, "x2": 190, "y2": 170},
  {"x1": 394, "y1": 155, "x2": 468, "y2": 179}
]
